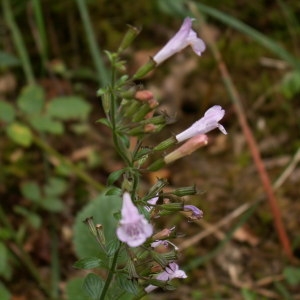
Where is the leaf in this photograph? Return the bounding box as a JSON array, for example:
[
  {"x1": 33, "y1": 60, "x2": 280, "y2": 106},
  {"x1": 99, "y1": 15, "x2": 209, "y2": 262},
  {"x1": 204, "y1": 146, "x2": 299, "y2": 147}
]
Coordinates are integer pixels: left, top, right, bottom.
[
  {"x1": 73, "y1": 257, "x2": 102, "y2": 270},
  {"x1": 280, "y1": 71, "x2": 300, "y2": 99},
  {"x1": 83, "y1": 273, "x2": 104, "y2": 300},
  {"x1": 30, "y1": 115, "x2": 64, "y2": 134},
  {"x1": 0, "y1": 242, "x2": 8, "y2": 274},
  {"x1": 66, "y1": 278, "x2": 93, "y2": 300},
  {"x1": 116, "y1": 273, "x2": 139, "y2": 295},
  {"x1": 20, "y1": 181, "x2": 41, "y2": 202},
  {"x1": 73, "y1": 194, "x2": 122, "y2": 258},
  {"x1": 0, "y1": 101, "x2": 15, "y2": 123},
  {"x1": 6, "y1": 122, "x2": 32, "y2": 147},
  {"x1": 47, "y1": 96, "x2": 91, "y2": 121},
  {"x1": 0, "y1": 51, "x2": 20, "y2": 68},
  {"x1": 17, "y1": 85, "x2": 45, "y2": 115},
  {"x1": 0, "y1": 282, "x2": 10, "y2": 300},
  {"x1": 44, "y1": 177, "x2": 68, "y2": 197},
  {"x1": 40, "y1": 197, "x2": 64, "y2": 212},
  {"x1": 107, "y1": 169, "x2": 126, "y2": 186},
  {"x1": 14, "y1": 206, "x2": 41, "y2": 229},
  {"x1": 283, "y1": 266, "x2": 300, "y2": 286}
]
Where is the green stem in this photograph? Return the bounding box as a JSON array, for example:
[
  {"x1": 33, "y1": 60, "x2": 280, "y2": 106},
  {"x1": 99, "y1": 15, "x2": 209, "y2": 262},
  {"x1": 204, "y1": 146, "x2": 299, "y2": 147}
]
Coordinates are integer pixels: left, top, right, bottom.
[
  {"x1": 75, "y1": 0, "x2": 109, "y2": 86},
  {"x1": 32, "y1": 135, "x2": 104, "y2": 192},
  {"x1": 31, "y1": 0, "x2": 48, "y2": 67},
  {"x1": 100, "y1": 244, "x2": 122, "y2": 300},
  {"x1": 2, "y1": 0, "x2": 35, "y2": 85}
]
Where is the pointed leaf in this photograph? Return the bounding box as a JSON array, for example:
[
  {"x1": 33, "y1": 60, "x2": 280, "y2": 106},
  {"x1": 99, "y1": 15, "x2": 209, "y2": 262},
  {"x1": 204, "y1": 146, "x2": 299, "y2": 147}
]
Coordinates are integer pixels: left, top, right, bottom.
[
  {"x1": 83, "y1": 273, "x2": 103, "y2": 300},
  {"x1": 66, "y1": 278, "x2": 93, "y2": 300},
  {"x1": 73, "y1": 257, "x2": 103, "y2": 270}
]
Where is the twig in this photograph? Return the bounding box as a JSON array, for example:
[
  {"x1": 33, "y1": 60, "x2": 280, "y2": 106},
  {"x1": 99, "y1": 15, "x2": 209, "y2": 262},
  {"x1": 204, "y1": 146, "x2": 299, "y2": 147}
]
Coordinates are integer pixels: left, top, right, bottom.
[{"x1": 190, "y1": 4, "x2": 293, "y2": 261}]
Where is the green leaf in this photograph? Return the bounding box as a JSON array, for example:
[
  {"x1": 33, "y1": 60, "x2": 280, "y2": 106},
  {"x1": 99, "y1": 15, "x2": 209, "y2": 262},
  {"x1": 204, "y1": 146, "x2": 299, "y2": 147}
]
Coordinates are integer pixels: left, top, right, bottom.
[
  {"x1": 116, "y1": 273, "x2": 138, "y2": 295},
  {"x1": 0, "y1": 51, "x2": 20, "y2": 68},
  {"x1": 14, "y1": 206, "x2": 41, "y2": 228},
  {"x1": 73, "y1": 194, "x2": 122, "y2": 258},
  {"x1": 6, "y1": 122, "x2": 32, "y2": 147},
  {"x1": 0, "y1": 282, "x2": 11, "y2": 300},
  {"x1": 0, "y1": 242, "x2": 8, "y2": 274},
  {"x1": 107, "y1": 169, "x2": 126, "y2": 186},
  {"x1": 40, "y1": 197, "x2": 64, "y2": 212},
  {"x1": 283, "y1": 266, "x2": 300, "y2": 286},
  {"x1": 30, "y1": 115, "x2": 64, "y2": 134},
  {"x1": 66, "y1": 278, "x2": 93, "y2": 300},
  {"x1": 73, "y1": 257, "x2": 102, "y2": 270},
  {"x1": 83, "y1": 273, "x2": 104, "y2": 300},
  {"x1": 0, "y1": 101, "x2": 15, "y2": 123},
  {"x1": 242, "y1": 288, "x2": 257, "y2": 300},
  {"x1": 47, "y1": 96, "x2": 91, "y2": 121},
  {"x1": 17, "y1": 85, "x2": 45, "y2": 115},
  {"x1": 281, "y1": 71, "x2": 300, "y2": 99},
  {"x1": 21, "y1": 181, "x2": 41, "y2": 202},
  {"x1": 44, "y1": 177, "x2": 68, "y2": 197}
]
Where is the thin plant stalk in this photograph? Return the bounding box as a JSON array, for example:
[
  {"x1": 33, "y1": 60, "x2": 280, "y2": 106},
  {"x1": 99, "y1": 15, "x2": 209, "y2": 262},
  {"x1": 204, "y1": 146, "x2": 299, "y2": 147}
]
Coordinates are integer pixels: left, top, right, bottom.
[
  {"x1": 75, "y1": 0, "x2": 109, "y2": 86},
  {"x1": 31, "y1": 0, "x2": 49, "y2": 67},
  {"x1": 2, "y1": 0, "x2": 35, "y2": 85},
  {"x1": 190, "y1": 4, "x2": 293, "y2": 260}
]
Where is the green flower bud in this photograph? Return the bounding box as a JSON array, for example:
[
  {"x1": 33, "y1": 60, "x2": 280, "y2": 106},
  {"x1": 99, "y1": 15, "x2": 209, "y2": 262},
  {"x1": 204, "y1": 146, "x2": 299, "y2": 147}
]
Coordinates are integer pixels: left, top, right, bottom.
[
  {"x1": 172, "y1": 185, "x2": 197, "y2": 197},
  {"x1": 118, "y1": 25, "x2": 141, "y2": 53}
]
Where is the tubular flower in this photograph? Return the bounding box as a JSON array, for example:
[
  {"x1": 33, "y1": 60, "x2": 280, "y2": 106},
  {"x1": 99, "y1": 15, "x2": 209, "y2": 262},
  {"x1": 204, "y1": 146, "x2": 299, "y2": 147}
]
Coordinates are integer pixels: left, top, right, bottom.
[
  {"x1": 153, "y1": 17, "x2": 205, "y2": 65},
  {"x1": 164, "y1": 134, "x2": 208, "y2": 164},
  {"x1": 176, "y1": 105, "x2": 227, "y2": 143},
  {"x1": 116, "y1": 192, "x2": 153, "y2": 247},
  {"x1": 145, "y1": 262, "x2": 187, "y2": 293},
  {"x1": 183, "y1": 205, "x2": 203, "y2": 220}
]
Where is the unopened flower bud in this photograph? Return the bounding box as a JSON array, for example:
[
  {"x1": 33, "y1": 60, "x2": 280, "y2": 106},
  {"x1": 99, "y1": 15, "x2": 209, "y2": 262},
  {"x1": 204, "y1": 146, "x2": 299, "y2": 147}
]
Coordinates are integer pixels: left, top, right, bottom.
[
  {"x1": 152, "y1": 227, "x2": 176, "y2": 240},
  {"x1": 183, "y1": 205, "x2": 203, "y2": 220},
  {"x1": 164, "y1": 134, "x2": 208, "y2": 164},
  {"x1": 134, "y1": 90, "x2": 154, "y2": 101},
  {"x1": 144, "y1": 124, "x2": 157, "y2": 133}
]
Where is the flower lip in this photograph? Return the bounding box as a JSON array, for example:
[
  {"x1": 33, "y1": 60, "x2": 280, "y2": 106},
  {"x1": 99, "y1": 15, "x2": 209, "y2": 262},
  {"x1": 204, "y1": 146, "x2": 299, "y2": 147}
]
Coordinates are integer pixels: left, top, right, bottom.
[
  {"x1": 175, "y1": 105, "x2": 227, "y2": 143},
  {"x1": 116, "y1": 192, "x2": 153, "y2": 247},
  {"x1": 153, "y1": 17, "x2": 206, "y2": 65}
]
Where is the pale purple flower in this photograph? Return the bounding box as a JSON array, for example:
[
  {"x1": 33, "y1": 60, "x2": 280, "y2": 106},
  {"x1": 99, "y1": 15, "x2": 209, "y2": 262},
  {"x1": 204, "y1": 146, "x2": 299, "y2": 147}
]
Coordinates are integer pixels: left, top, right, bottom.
[
  {"x1": 183, "y1": 205, "x2": 203, "y2": 220},
  {"x1": 116, "y1": 192, "x2": 153, "y2": 247},
  {"x1": 151, "y1": 240, "x2": 179, "y2": 251},
  {"x1": 176, "y1": 105, "x2": 227, "y2": 143},
  {"x1": 145, "y1": 194, "x2": 159, "y2": 212},
  {"x1": 145, "y1": 262, "x2": 187, "y2": 293},
  {"x1": 153, "y1": 17, "x2": 205, "y2": 65}
]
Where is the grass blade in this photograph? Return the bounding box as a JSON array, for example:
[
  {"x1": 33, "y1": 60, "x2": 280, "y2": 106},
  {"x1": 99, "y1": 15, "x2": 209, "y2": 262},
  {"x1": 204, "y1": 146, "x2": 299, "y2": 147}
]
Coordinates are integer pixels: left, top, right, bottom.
[
  {"x1": 194, "y1": 2, "x2": 300, "y2": 70},
  {"x1": 75, "y1": 0, "x2": 109, "y2": 86}
]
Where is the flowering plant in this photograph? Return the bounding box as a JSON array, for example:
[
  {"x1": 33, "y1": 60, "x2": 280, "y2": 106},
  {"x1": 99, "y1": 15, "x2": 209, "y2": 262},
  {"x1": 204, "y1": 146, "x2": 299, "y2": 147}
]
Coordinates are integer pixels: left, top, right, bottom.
[{"x1": 74, "y1": 17, "x2": 226, "y2": 299}]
